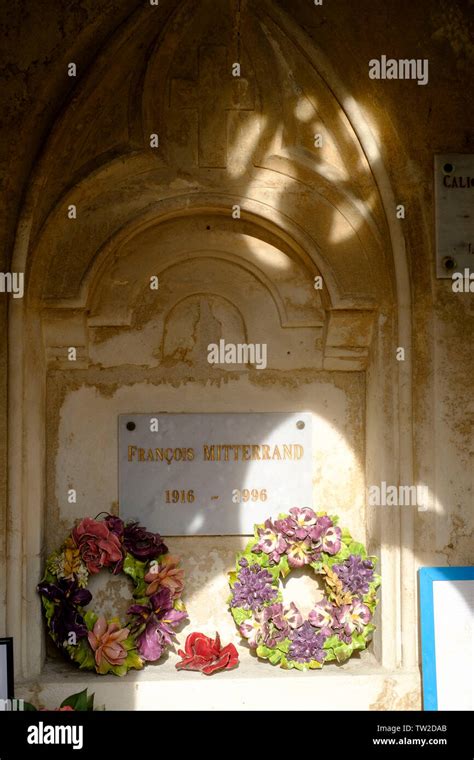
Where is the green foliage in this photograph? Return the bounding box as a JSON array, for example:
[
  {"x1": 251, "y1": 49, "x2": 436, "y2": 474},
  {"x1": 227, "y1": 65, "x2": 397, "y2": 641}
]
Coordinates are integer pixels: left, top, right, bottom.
[
  {"x1": 268, "y1": 650, "x2": 283, "y2": 665},
  {"x1": 340, "y1": 526, "x2": 352, "y2": 545},
  {"x1": 347, "y1": 541, "x2": 367, "y2": 559},
  {"x1": 228, "y1": 571, "x2": 238, "y2": 587},
  {"x1": 279, "y1": 554, "x2": 291, "y2": 579},
  {"x1": 288, "y1": 660, "x2": 306, "y2": 671},
  {"x1": 333, "y1": 642, "x2": 353, "y2": 663},
  {"x1": 107, "y1": 643, "x2": 144, "y2": 677},
  {"x1": 277, "y1": 638, "x2": 291, "y2": 654},
  {"x1": 123, "y1": 553, "x2": 147, "y2": 597},
  {"x1": 60, "y1": 688, "x2": 94, "y2": 711},
  {"x1": 265, "y1": 564, "x2": 280, "y2": 583},
  {"x1": 364, "y1": 574, "x2": 382, "y2": 612},
  {"x1": 236, "y1": 546, "x2": 269, "y2": 570},
  {"x1": 231, "y1": 607, "x2": 252, "y2": 626},
  {"x1": 323, "y1": 635, "x2": 347, "y2": 663},
  {"x1": 84, "y1": 610, "x2": 98, "y2": 631},
  {"x1": 41, "y1": 596, "x2": 56, "y2": 629},
  {"x1": 351, "y1": 633, "x2": 366, "y2": 652},
  {"x1": 70, "y1": 637, "x2": 95, "y2": 671},
  {"x1": 323, "y1": 634, "x2": 341, "y2": 650}
]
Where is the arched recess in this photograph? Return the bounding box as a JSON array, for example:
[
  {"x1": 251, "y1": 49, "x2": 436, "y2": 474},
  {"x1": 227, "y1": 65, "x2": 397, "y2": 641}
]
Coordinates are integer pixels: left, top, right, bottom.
[{"x1": 7, "y1": 0, "x2": 414, "y2": 683}]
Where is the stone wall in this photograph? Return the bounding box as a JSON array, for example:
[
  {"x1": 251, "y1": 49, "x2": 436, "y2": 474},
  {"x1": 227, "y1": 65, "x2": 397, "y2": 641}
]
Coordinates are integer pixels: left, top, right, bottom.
[{"x1": 0, "y1": 0, "x2": 472, "y2": 709}]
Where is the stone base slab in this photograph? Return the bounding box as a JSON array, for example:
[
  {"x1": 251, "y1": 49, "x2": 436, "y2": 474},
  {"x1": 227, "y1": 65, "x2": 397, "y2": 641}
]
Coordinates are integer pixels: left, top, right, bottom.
[{"x1": 17, "y1": 659, "x2": 422, "y2": 711}]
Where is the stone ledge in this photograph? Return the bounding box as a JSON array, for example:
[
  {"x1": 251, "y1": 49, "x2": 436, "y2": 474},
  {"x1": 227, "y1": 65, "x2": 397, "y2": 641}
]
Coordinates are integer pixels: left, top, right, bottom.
[{"x1": 17, "y1": 657, "x2": 421, "y2": 711}]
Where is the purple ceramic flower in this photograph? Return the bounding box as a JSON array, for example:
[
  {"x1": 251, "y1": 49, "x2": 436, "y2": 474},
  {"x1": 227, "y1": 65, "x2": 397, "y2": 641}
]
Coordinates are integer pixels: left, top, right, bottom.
[
  {"x1": 260, "y1": 604, "x2": 290, "y2": 647},
  {"x1": 37, "y1": 579, "x2": 92, "y2": 644},
  {"x1": 308, "y1": 599, "x2": 336, "y2": 636},
  {"x1": 283, "y1": 601, "x2": 304, "y2": 630},
  {"x1": 289, "y1": 621, "x2": 327, "y2": 664},
  {"x1": 240, "y1": 602, "x2": 303, "y2": 649},
  {"x1": 274, "y1": 510, "x2": 341, "y2": 561},
  {"x1": 286, "y1": 539, "x2": 315, "y2": 568},
  {"x1": 253, "y1": 520, "x2": 287, "y2": 563},
  {"x1": 317, "y1": 516, "x2": 342, "y2": 555},
  {"x1": 230, "y1": 559, "x2": 278, "y2": 610},
  {"x1": 334, "y1": 600, "x2": 371, "y2": 643},
  {"x1": 128, "y1": 588, "x2": 187, "y2": 661},
  {"x1": 104, "y1": 515, "x2": 125, "y2": 540},
  {"x1": 239, "y1": 616, "x2": 264, "y2": 649},
  {"x1": 123, "y1": 522, "x2": 168, "y2": 561},
  {"x1": 275, "y1": 508, "x2": 318, "y2": 541},
  {"x1": 332, "y1": 555, "x2": 374, "y2": 594}
]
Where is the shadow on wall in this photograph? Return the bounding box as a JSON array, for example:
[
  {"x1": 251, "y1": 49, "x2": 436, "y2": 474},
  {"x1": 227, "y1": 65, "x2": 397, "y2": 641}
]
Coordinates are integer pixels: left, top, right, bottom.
[{"x1": 10, "y1": 0, "x2": 442, "y2": 703}]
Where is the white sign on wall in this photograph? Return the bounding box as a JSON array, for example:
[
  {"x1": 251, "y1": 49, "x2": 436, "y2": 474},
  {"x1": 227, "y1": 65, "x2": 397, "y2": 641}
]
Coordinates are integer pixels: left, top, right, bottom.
[
  {"x1": 419, "y1": 567, "x2": 474, "y2": 711},
  {"x1": 435, "y1": 154, "x2": 474, "y2": 278},
  {"x1": 119, "y1": 412, "x2": 313, "y2": 536}
]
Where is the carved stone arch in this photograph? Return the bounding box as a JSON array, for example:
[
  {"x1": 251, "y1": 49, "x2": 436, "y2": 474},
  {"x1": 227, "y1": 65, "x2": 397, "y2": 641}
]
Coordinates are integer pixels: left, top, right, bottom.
[
  {"x1": 162, "y1": 292, "x2": 249, "y2": 368},
  {"x1": 87, "y1": 247, "x2": 325, "y2": 331},
  {"x1": 7, "y1": 0, "x2": 417, "y2": 688}
]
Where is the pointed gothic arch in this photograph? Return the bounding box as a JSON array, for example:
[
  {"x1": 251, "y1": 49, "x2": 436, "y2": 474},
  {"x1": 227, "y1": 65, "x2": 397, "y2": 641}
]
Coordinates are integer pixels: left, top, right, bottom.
[{"x1": 8, "y1": 0, "x2": 415, "y2": 688}]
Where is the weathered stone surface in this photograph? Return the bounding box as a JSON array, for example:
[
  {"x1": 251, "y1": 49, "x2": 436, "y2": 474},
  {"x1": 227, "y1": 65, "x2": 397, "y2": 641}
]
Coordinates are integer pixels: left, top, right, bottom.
[{"x1": 0, "y1": 0, "x2": 472, "y2": 710}]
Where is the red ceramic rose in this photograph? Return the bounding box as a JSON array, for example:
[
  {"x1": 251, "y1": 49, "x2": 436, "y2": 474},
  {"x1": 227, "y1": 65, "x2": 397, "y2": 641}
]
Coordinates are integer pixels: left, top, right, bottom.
[
  {"x1": 176, "y1": 632, "x2": 239, "y2": 675},
  {"x1": 72, "y1": 517, "x2": 122, "y2": 574}
]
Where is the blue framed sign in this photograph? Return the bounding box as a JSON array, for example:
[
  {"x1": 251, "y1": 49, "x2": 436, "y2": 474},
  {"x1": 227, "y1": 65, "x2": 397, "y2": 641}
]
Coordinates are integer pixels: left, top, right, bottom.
[{"x1": 419, "y1": 567, "x2": 474, "y2": 711}]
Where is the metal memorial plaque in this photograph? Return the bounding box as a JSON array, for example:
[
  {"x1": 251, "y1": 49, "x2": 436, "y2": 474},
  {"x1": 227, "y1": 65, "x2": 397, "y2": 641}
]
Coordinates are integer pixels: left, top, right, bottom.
[
  {"x1": 119, "y1": 413, "x2": 312, "y2": 535},
  {"x1": 435, "y1": 154, "x2": 474, "y2": 278}
]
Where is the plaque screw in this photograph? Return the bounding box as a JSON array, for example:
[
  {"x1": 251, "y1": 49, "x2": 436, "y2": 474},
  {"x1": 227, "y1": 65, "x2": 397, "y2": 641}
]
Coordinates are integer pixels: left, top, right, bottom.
[
  {"x1": 442, "y1": 256, "x2": 457, "y2": 272},
  {"x1": 296, "y1": 420, "x2": 305, "y2": 429},
  {"x1": 443, "y1": 162, "x2": 454, "y2": 174},
  {"x1": 126, "y1": 421, "x2": 136, "y2": 431}
]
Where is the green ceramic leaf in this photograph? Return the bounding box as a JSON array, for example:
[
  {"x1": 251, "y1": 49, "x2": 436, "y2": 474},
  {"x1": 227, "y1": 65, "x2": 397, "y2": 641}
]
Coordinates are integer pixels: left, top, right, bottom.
[
  {"x1": 352, "y1": 633, "x2": 366, "y2": 651},
  {"x1": 347, "y1": 541, "x2": 367, "y2": 559},
  {"x1": 268, "y1": 650, "x2": 282, "y2": 665},
  {"x1": 334, "y1": 643, "x2": 353, "y2": 663},
  {"x1": 292, "y1": 660, "x2": 307, "y2": 671},
  {"x1": 60, "y1": 688, "x2": 89, "y2": 711},
  {"x1": 341, "y1": 526, "x2": 353, "y2": 545},
  {"x1": 228, "y1": 571, "x2": 238, "y2": 587},
  {"x1": 41, "y1": 597, "x2": 56, "y2": 628},
  {"x1": 124, "y1": 648, "x2": 144, "y2": 672},
  {"x1": 22, "y1": 702, "x2": 38, "y2": 711},
  {"x1": 323, "y1": 634, "x2": 341, "y2": 650},
  {"x1": 279, "y1": 555, "x2": 291, "y2": 578},
  {"x1": 72, "y1": 638, "x2": 95, "y2": 671},
  {"x1": 266, "y1": 565, "x2": 280, "y2": 582},
  {"x1": 277, "y1": 638, "x2": 291, "y2": 654},
  {"x1": 84, "y1": 610, "x2": 98, "y2": 630},
  {"x1": 231, "y1": 607, "x2": 252, "y2": 626},
  {"x1": 123, "y1": 553, "x2": 147, "y2": 584}
]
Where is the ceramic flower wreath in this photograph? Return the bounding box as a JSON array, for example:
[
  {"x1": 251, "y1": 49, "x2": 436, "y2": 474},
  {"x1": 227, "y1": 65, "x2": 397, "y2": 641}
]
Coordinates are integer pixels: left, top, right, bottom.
[
  {"x1": 228, "y1": 508, "x2": 381, "y2": 670},
  {"x1": 37, "y1": 514, "x2": 187, "y2": 676}
]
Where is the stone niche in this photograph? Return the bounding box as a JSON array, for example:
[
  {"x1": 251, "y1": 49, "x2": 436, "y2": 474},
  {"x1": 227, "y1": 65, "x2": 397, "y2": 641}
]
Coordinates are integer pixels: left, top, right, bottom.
[{"x1": 8, "y1": 0, "x2": 420, "y2": 709}]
